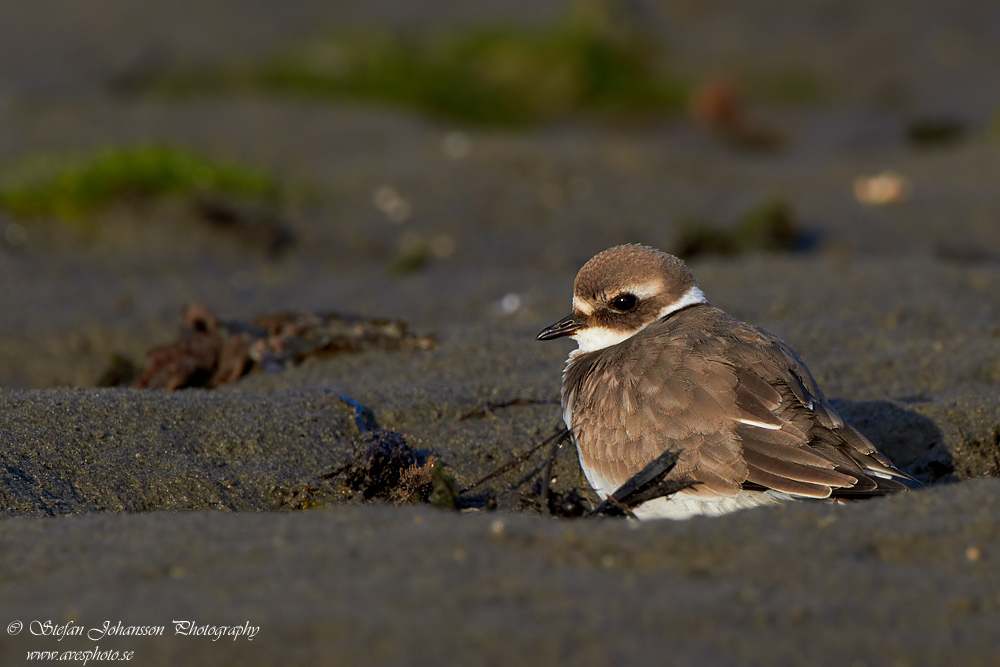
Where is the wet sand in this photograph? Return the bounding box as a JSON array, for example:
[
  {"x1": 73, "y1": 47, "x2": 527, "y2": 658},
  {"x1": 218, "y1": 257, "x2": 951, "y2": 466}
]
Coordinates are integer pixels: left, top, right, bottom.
[
  {"x1": 2, "y1": 481, "x2": 999, "y2": 665},
  {"x1": 1, "y1": 0, "x2": 999, "y2": 664}
]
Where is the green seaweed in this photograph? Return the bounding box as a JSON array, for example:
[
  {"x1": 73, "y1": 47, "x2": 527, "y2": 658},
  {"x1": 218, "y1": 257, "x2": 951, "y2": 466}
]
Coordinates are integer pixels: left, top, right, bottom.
[
  {"x1": 0, "y1": 146, "x2": 279, "y2": 222},
  {"x1": 907, "y1": 118, "x2": 966, "y2": 148},
  {"x1": 388, "y1": 242, "x2": 432, "y2": 277},
  {"x1": 675, "y1": 199, "x2": 801, "y2": 259},
  {"x1": 156, "y1": 0, "x2": 689, "y2": 126}
]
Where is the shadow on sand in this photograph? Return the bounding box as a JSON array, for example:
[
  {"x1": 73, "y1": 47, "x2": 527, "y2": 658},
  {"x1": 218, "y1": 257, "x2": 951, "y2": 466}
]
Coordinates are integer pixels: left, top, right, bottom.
[{"x1": 830, "y1": 399, "x2": 952, "y2": 485}]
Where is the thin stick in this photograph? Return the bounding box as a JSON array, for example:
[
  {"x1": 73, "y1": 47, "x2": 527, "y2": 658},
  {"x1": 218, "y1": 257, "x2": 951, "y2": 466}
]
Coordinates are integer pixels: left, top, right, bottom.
[
  {"x1": 461, "y1": 427, "x2": 570, "y2": 494},
  {"x1": 537, "y1": 436, "x2": 562, "y2": 516},
  {"x1": 459, "y1": 397, "x2": 556, "y2": 420},
  {"x1": 599, "y1": 496, "x2": 638, "y2": 520}
]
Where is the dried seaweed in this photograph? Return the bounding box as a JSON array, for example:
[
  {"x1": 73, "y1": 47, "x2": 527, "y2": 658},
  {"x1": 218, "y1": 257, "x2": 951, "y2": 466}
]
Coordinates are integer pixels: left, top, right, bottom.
[{"x1": 128, "y1": 304, "x2": 435, "y2": 390}]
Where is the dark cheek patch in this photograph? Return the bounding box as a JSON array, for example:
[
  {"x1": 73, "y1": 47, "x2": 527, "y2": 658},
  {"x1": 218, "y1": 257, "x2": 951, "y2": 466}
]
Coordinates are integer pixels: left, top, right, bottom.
[{"x1": 593, "y1": 301, "x2": 659, "y2": 330}]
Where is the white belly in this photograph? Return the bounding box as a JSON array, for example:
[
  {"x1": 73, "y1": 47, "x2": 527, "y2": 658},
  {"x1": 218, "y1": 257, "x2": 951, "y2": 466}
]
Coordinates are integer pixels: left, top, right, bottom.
[
  {"x1": 628, "y1": 489, "x2": 786, "y2": 520},
  {"x1": 576, "y1": 447, "x2": 787, "y2": 520}
]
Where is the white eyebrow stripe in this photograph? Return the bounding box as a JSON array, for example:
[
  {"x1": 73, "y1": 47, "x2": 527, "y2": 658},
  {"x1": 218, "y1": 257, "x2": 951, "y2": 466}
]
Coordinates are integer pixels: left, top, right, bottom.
[
  {"x1": 735, "y1": 418, "x2": 782, "y2": 431},
  {"x1": 572, "y1": 296, "x2": 594, "y2": 315},
  {"x1": 656, "y1": 285, "x2": 706, "y2": 319},
  {"x1": 628, "y1": 279, "x2": 666, "y2": 300}
]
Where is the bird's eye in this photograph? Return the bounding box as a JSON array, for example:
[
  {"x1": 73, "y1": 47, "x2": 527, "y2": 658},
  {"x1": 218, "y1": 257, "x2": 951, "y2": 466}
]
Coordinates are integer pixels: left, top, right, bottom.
[{"x1": 610, "y1": 293, "x2": 638, "y2": 312}]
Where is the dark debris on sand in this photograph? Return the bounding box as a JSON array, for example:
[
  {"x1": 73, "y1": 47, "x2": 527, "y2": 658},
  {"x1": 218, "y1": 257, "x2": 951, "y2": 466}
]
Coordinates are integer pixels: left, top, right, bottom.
[
  {"x1": 324, "y1": 397, "x2": 460, "y2": 510},
  {"x1": 126, "y1": 304, "x2": 435, "y2": 390},
  {"x1": 324, "y1": 395, "x2": 694, "y2": 517},
  {"x1": 674, "y1": 199, "x2": 806, "y2": 260}
]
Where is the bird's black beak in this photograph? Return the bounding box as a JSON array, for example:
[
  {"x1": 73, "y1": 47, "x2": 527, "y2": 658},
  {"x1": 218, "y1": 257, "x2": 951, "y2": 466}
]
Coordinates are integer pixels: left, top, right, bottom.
[{"x1": 536, "y1": 313, "x2": 585, "y2": 341}]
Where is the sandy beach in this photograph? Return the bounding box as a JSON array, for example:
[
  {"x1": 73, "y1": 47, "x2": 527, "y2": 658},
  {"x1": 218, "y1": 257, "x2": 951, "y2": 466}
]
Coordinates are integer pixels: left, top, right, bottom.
[{"x1": 1, "y1": 1, "x2": 999, "y2": 664}]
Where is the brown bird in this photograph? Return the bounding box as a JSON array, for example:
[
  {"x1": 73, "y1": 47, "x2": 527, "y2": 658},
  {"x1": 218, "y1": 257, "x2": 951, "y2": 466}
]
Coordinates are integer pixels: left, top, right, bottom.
[{"x1": 537, "y1": 244, "x2": 912, "y2": 519}]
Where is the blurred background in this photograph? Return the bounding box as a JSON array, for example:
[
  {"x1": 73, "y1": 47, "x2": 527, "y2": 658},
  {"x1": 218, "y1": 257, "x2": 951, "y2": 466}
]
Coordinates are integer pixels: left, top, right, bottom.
[{"x1": 0, "y1": 0, "x2": 998, "y2": 388}]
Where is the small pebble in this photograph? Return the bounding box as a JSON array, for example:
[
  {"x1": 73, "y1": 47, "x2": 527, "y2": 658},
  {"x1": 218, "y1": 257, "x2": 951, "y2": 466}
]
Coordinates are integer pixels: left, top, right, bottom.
[
  {"x1": 430, "y1": 234, "x2": 456, "y2": 259},
  {"x1": 498, "y1": 293, "x2": 522, "y2": 315},
  {"x1": 442, "y1": 131, "x2": 471, "y2": 160},
  {"x1": 373, "y1": 186, "x2": 412, "y2": 223},
  {"x1": 854, "y1": 171, "x2": 911, "y2": 205}
]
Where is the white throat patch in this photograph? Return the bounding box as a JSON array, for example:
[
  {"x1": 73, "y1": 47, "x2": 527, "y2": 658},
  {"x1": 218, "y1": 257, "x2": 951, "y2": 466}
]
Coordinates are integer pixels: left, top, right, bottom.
[
  {"x1": 570, "y1": 285, "x2": 707, "y2": 353},
  {"x1": 571, "y1": 326, "x2": 635, "y2": 353}
]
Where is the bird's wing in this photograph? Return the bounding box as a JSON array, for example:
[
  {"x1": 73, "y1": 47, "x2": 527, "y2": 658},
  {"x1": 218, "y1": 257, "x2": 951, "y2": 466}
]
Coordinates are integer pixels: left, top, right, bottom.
[{"x1": 728, "y1": 332, "x2": 911, "y2": 496}]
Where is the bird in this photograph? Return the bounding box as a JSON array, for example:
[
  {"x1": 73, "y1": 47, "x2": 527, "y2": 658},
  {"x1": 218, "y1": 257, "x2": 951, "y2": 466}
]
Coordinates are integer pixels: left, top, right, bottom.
[{"x1": 536, "y1": 243, "x2": 912, "y2": 519}]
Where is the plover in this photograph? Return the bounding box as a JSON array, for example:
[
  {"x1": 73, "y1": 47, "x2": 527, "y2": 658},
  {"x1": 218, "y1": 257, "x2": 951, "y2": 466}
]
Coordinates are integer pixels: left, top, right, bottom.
[{"x1": 537, "y1": 244, "x2": 911, "y2": 519}]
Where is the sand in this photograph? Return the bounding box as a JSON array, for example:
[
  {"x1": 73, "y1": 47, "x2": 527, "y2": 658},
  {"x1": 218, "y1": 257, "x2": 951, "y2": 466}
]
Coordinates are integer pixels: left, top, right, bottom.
[{"x1": 1, "y1": 0, "x2": 999, "y2": 664}]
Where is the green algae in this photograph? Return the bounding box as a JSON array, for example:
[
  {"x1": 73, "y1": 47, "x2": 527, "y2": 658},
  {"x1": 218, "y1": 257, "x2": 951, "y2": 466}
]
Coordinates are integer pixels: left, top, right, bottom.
[
  {"x1": 0, "y1": 146, "x2": 279, "y2": 223},
  {"x1": 155, "y1": 0, "x2": 690, "y2": 126}
]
